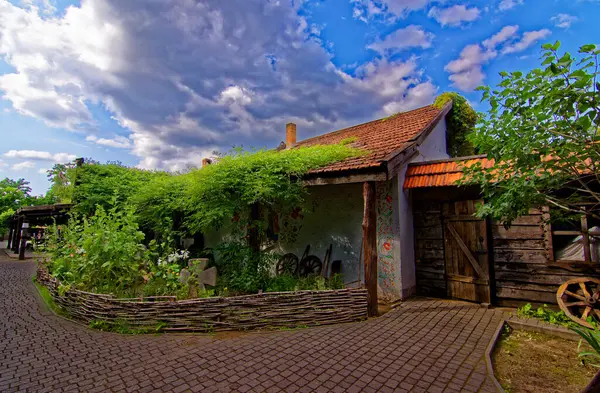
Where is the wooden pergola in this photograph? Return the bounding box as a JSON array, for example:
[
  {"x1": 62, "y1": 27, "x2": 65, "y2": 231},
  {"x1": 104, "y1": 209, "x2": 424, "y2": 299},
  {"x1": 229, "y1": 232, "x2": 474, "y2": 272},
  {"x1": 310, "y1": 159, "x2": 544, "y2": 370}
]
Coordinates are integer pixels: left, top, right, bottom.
[{"x1": 6, "y1": 203, "x2": 71, "y2": 260}]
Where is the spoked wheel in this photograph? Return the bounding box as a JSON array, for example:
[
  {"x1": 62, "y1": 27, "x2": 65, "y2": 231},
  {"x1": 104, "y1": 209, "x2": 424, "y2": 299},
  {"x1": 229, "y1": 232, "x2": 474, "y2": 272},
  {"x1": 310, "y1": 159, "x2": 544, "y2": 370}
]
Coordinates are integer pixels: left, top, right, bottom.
[
  {"x1": 557, "y1": 278, "x2": 600, "y2": 328},
  {"x1": 298, "y1": 255, "x2": 323, "y2": 277},
  {"x1": 276, "y1": 253, "x2": 299, "y2": 276}
]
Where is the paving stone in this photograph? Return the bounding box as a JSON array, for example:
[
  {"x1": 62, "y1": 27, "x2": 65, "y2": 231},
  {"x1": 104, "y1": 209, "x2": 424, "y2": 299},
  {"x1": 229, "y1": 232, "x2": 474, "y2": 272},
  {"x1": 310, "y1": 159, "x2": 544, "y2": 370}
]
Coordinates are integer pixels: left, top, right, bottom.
[{"x1": 0, "y1": 258, "x2": 503, "y2": 392}]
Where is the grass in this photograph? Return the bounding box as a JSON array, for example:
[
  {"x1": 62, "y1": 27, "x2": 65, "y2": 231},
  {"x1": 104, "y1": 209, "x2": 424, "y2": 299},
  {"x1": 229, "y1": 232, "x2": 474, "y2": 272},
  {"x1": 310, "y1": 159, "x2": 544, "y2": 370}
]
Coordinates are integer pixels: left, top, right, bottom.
[
  {"x1": 493, "y1": 328, "x2": 596, "y2": 393},
  {"x1": 89, "y1": 319, "x2": 167, "y2": 335},
  {"x1": 33, "y1": 280, "x2": 69, "y2": 318}
]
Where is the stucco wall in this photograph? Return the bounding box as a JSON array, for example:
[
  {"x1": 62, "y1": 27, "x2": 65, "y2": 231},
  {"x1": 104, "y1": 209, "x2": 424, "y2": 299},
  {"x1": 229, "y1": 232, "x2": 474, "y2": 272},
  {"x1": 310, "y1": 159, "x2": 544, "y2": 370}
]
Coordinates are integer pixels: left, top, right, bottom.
[
  {"x1": 204, "y1": 183, "x2": 365, "y2": 285},
  {"x1": 412, "y1": 118, "x2": 449, "y2": 163},
  {"x1": 278, "y1": 183, "x2": 364, "y2": 284}
]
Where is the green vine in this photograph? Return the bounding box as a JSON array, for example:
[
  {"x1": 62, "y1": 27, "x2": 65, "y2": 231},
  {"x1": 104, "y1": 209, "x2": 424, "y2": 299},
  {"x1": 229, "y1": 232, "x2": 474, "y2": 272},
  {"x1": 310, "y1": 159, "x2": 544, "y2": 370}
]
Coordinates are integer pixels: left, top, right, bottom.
[{"x1": 434, "y1": 92, "x2": 477, "y2": 157}]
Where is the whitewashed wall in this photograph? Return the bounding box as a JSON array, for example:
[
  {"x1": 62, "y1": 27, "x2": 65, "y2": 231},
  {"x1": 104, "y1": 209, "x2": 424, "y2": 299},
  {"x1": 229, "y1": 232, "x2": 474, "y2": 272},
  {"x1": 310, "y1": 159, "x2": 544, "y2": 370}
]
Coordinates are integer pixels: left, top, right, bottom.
[{"x1": 203, "y1": 183, "x2": 364, "y2": 285}]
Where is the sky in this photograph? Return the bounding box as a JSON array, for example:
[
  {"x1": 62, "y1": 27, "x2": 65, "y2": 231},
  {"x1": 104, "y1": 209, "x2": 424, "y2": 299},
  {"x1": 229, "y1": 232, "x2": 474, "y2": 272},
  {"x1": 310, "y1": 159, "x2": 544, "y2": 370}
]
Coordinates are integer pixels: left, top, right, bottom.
[{"x1": 0, "y1": 0, "x2": 598, "y2": 195}]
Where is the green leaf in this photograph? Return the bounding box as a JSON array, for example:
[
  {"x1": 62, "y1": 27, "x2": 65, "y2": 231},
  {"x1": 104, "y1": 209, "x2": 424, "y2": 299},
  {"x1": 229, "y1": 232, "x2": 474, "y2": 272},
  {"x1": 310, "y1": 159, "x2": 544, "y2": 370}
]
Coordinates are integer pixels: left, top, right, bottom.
[{"x1": 581, "y1": 44, "x2": 597, "y2": 53}]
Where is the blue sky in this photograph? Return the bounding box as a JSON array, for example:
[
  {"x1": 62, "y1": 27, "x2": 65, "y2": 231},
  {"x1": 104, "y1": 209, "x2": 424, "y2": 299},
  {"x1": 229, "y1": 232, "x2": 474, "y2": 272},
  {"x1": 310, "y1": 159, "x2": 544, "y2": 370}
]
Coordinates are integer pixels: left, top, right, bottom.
[{"x1": 0, "y1": 0, "x2": 598, "y2": 194}]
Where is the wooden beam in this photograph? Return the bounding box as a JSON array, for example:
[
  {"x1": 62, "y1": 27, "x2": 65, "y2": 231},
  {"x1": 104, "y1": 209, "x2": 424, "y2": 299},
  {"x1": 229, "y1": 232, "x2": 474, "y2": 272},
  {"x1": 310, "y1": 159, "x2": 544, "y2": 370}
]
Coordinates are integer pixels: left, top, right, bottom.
[
  {"x1": 18, "y1": 237, "x2": 26, "y2": 261},
  {"x1": 582, "y1": 213, "x2": 592, "y2": 263},
  {"x1": 6, "y1": 224, "x2": 13, "y2": 249},
  {"x1": 362, "y1": 181, "x2": 378, "y2": 317},
  {"x1": 386, "y1": 145, "x2": 418, "y2": 178},
  {"x1": 13, "y1": 216, "x2": 23, "y2": 254},
  {"x1": 303, "y1": 172, "x2": 387, "y2": 187},
  {"x1": 10, "y1": 219, "x2": 19, "y2": 252}
]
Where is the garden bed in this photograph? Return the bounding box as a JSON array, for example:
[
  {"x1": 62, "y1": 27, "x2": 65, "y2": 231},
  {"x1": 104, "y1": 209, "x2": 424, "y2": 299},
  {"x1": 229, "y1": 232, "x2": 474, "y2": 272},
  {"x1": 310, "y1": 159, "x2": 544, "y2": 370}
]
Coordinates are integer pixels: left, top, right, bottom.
[
  {"x1": 36, "y1": 265, "x2": 368, "y2": 333},
  {"x1": 493, "y1": 328, "x2": 596, "y2": 393}
]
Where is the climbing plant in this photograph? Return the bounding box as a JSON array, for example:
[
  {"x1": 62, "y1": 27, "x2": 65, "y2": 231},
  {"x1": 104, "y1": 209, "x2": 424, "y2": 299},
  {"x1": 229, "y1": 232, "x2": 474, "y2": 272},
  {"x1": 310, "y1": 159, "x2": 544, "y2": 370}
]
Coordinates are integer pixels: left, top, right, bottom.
[{"x1": 434, "y1": 92, "x2": 478, "y2": 157}]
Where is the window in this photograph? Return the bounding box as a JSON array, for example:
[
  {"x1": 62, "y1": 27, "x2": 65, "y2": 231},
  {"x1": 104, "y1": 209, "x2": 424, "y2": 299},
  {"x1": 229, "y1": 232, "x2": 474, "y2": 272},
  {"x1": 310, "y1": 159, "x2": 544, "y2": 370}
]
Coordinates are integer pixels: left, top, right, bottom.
[{"x1": 551, "y1": 207, "x2": 600, "y2": 264}]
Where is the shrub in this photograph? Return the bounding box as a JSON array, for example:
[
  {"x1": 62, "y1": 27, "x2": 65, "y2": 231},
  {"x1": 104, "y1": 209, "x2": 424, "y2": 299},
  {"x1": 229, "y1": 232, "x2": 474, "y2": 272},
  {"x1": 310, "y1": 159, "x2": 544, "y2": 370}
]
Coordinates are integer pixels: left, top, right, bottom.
[
  {"x1": 45, "y1": 202, "x2": 185, "y2": 297},
  {"x1": 433, "y1": 92, "x2": 477, "y2": 157}
]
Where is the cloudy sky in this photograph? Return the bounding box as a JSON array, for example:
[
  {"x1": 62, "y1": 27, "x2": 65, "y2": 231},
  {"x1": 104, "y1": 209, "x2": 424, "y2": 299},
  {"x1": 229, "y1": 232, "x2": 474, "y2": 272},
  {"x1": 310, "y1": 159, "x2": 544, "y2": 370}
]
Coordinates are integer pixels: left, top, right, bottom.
[{"x1": 0, "y1": 0, "x2": 597, "y2": 194}]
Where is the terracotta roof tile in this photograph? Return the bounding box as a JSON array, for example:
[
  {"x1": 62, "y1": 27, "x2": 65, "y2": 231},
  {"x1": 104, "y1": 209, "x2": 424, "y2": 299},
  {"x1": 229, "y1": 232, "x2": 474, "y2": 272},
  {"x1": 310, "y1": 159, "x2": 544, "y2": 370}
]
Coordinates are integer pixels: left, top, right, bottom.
[
  {"x1": 295, "y1": 105, "x2": 444, "y2": 175},
  {"x1": 404, "y1": 156, "x2": 493, "y2": 189}
]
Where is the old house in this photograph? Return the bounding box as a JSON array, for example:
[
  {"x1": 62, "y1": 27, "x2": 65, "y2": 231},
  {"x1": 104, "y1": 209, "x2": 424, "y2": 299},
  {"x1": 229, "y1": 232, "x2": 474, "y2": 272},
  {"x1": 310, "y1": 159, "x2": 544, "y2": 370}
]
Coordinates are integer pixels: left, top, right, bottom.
[{"x1": 207, "y1": 101, "x2": 597, "y2": 314}]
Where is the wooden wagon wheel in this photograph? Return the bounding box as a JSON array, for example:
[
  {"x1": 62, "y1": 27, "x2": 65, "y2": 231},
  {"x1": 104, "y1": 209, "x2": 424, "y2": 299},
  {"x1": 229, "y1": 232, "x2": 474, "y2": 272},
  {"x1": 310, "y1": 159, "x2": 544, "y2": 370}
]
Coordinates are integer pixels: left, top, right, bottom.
[
  {"x1": 298, "y1": 255, "x2": 322, "y2": 276},
  {"x1": 557, "y1": 277, "x2": 600, "y2": 328},
  {"x1": 276, "y1": 253, "x2": 298, "y2": 276}
]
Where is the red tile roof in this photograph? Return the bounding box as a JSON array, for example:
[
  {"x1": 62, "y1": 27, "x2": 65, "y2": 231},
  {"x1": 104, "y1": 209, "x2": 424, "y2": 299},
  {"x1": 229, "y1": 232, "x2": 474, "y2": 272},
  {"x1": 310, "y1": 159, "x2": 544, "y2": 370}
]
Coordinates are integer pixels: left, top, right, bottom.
[
  {"x1": 295, "y1": 105, "x2": 448, "y2": 175},
  {"x1": 404, "y1": 156, "x2": 493, "y2": 189}
]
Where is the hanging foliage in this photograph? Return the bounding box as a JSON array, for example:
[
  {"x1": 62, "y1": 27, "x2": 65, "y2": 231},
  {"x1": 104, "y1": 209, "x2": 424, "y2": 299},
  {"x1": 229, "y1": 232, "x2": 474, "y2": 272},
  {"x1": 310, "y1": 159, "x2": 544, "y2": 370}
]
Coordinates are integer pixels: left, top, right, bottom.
[
  {"x1": 434, "y1": 92, "x2": 478, "y2": 157},
  {"x1": 132, "y1": 143, "x2": 365, "y2": 236}
]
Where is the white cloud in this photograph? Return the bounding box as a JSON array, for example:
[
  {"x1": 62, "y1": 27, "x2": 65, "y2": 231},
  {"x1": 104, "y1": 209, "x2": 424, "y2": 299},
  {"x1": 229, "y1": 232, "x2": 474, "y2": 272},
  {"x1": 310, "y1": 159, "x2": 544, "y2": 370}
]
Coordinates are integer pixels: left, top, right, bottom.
[
  {"x1": 445, "y1": 25, "x2": 549, "y2": 91},
  {"x1": 218, "y1": 85, "x2": 253, "y2": 106},
  {"x1": 4, "y1": 150, "x2": 77, "y2": 162},
  {"x1": 11, "y1": 161, "x2": 35, "y2": 171},
  {"x1": 86, "y1": 135, "x2": 132, "y2": 149},
  {"x1": 368, "y1": 25, "x2": 434, "y2": 54},
  {"x1": 498, "y1": 0, "x2": 523, "y2": 11},
  {"x1": 0, "y1": 0, "x2": 438, "y2": 171},
  {"x1": 445, "y1": 44, "x2": 494, "y2": 90},
  {"x1": 428, "y1": 5, "x2": 480, "y2": 27},
  {"x1": 482, "y1": 25, "x2": 519, "y2": 49},
  {"x1": 551, "y1": 14, "x2": 577, "y2": 29},
  {"x1": 0, "y1": 159, "x2": 7, "y2": 168},
  {"x1": 38, "y1": 167, "x2": 49, "y2": 174},
  {"x1": 501, "y1": 29, "x2": 551, "y2": 54},
  {"x1": 352, "y1": 0, "x2": 439, "y2": 22}
]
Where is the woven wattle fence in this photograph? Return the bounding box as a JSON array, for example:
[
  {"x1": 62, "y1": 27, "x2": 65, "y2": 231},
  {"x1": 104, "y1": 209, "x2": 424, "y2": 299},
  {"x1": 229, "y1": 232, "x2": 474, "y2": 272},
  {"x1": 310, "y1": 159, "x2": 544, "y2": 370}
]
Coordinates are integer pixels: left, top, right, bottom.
[{"x1": 36, "y1": 265, "x2": 368, "y2": 332}]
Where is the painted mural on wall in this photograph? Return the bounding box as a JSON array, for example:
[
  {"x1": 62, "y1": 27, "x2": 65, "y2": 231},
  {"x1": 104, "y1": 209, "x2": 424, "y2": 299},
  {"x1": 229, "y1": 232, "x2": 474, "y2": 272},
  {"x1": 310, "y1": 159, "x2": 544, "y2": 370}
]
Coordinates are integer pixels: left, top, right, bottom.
[{"x1": 376, "y1": 180, "x2": 397, "y2": 297}]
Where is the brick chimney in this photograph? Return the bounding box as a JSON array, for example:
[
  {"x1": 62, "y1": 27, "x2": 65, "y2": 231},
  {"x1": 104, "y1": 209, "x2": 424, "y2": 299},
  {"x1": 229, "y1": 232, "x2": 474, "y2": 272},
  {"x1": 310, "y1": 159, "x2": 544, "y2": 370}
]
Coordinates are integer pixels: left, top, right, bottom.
[
  {"x1": 286, "y1": 123, "x2": 296, "y2": 149},
  {"x1": 202, "y1": 158, "x2": 212, "y2": 168}
]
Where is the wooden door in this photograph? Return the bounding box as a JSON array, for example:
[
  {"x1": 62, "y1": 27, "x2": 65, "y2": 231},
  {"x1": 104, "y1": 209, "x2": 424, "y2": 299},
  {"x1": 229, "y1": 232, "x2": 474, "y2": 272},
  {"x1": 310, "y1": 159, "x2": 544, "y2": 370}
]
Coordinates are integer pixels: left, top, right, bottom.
[{"x1": 443, "y1": 200, "x2": 491, "y2": 304}]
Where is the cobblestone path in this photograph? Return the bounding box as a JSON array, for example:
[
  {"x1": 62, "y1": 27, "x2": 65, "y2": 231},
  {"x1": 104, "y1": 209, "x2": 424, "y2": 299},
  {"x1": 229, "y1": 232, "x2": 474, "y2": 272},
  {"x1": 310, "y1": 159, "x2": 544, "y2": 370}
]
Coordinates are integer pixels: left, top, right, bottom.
[{"x1": 0, "y1": 257, "x2": 502, "y2": 392}]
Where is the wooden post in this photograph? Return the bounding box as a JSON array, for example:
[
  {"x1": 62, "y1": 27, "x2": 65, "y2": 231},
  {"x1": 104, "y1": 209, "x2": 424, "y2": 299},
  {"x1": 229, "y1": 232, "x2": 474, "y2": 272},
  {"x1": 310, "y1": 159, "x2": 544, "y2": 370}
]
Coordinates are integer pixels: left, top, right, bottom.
[
  {"x1": 362, "y1": 181, "x2": 378, "y2": 317},
  {"x1": 13, "y1": 216, "x2": 23, "y2": 255},
  {"x1": 6, "y1": 222, "x2": 14, "y2": 249},
  {"x1": 581, "y1": 213, "x2": 592, "y2": 263},
  {"x1": 19, "y1": 236, "x2": 26, "y2": 261},
  {"x1": 10, "y1": 219, "x2": 19, "y2": 252}
]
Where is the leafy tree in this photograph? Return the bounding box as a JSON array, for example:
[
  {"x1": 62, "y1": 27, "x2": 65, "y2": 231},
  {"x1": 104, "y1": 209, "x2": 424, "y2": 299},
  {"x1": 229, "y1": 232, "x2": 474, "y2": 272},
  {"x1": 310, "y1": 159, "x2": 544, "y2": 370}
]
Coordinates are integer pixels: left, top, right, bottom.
[
  {"x1": 0, "y1": 178, "x2": 56, "y2": 236},
  {"x1": 46, "y1": 161, "x2": 80, "y2": 203},
  {"x1": 67, "y1": 161, "x2": 169, "y2": 216},
  {"x1": 463, "y1": 42, "x2": 600, "y2": 224}
]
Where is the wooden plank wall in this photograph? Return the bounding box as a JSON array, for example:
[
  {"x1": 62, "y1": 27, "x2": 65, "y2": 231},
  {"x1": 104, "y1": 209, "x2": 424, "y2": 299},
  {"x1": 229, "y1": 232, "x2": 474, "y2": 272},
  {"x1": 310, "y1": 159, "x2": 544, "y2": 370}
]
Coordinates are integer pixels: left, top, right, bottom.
[
  {"x1": 414, "y1": 200, "x2": 592, "y2": 307},
  {"x1": 414, "y1": 201, "x2": 446, "y2": 298},
  {"x1": 491, "y1": 209, "x2": 591, "y2": 307}
]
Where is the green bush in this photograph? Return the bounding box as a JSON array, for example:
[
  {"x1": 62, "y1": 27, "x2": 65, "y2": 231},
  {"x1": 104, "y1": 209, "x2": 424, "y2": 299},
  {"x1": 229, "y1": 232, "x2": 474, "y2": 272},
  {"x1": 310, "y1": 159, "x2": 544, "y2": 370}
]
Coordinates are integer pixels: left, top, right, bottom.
[
  {"x1": 45, "y1": 144, "x2": 361, "y2": 299},
  {"x1": 45, "y1": 203, "x2": 186, "y2": 297},
  {"x1": 433, "y1": 92, "x2": 477, "y2": 157}
]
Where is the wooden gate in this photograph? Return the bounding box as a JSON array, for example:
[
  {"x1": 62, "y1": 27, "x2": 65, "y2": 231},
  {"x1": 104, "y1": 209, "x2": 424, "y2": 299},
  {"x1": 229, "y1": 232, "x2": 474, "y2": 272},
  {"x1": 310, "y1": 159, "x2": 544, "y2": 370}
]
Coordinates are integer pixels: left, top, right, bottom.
[{"x1": 443, "y1": 200, "x2": 491, "y2": 303}]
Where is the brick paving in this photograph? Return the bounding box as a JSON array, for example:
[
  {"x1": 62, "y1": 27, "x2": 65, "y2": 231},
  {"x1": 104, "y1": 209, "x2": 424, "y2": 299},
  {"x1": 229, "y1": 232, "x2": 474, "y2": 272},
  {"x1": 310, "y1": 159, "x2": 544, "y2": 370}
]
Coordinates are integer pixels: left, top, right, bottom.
[{"x1": 0, "y1": 257, "x2": 503, "y2": 392}]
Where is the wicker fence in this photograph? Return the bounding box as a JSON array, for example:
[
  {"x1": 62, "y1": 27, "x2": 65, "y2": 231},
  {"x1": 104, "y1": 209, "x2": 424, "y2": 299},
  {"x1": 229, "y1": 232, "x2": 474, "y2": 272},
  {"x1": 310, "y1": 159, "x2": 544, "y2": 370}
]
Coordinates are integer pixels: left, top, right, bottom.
[{"x1": 36, "y1": 266, "x2": 368, "y2": 332}]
